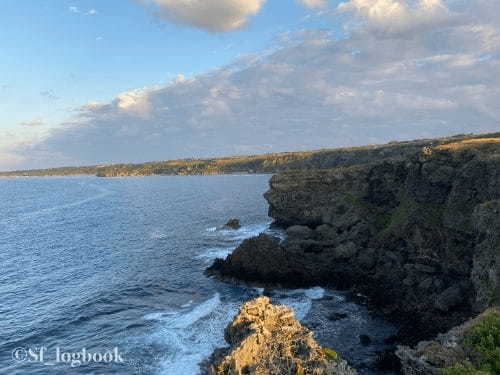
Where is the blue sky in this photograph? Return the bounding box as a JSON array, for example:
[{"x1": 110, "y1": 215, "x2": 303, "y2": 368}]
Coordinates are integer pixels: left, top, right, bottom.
[
  {"x1": 1, "y1": 0, "x2": 499, "y2": 170},
  {"x1": 0, "y1": 0, "x2": 338, "y2": 137}
]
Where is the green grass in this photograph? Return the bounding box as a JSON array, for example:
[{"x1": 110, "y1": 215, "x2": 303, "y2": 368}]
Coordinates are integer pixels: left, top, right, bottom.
[
  {"x1": 376, "y1": 193, "x2": 445, "y2": 238},
  {"x1": 440, "y1": 312, "x2": 500, "y2": 375},
  {"x1": 465, "y1": 312, "x2": 500, "y2": 374},
  {"x1": 440, "y1": 362, "x2": 489, "y2": 375}
]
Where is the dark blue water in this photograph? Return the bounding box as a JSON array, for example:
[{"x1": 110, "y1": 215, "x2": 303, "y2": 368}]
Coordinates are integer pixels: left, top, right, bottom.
[{"x1": 0, "y1": 176, "x2": 396, "y2": 374}]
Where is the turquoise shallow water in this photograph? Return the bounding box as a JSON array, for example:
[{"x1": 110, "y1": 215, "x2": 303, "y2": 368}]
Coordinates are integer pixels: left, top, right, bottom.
[{"x1": 0, "y1": 175, "x2": 396, "y2": 375}]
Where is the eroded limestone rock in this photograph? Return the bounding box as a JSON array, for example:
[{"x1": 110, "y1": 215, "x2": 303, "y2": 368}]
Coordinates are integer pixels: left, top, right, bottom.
[{"x1": 203, "y1": 297, "x2": 357, "y2": 375}]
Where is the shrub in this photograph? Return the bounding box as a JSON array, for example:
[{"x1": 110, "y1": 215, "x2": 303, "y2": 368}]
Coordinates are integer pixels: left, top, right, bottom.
[
  {"x1": 464, "y1": 312, "x2": 500, "y2": 374},
  {"x1": 440, "y1": 362, "x2": 488, "y2": 375},
  {"x1": 440, "y1": 312, "x2": 500, "y2": 375},
  {"x1": 322, "y1": 347, "x2": 338, "y2": 361}
]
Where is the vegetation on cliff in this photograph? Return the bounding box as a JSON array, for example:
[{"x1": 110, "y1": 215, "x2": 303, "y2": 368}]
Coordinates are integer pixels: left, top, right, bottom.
[
  {"x1": 397, "y1": 308, "x2": 500, "y2": 375},
  {"x1": 446, "y1": 311, "x2": 500, "y2": 374}
]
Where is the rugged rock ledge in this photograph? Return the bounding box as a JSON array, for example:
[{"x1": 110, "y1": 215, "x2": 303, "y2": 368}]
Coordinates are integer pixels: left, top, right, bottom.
[
  {"x1": 208, "y1": 138, "x2": 500, "y2": 344},
  {"x1": 202, "y1": 296, "x2": 357, "y2": 375}
]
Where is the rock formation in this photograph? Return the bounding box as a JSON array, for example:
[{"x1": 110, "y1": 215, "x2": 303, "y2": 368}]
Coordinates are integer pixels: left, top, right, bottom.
[
  {"x1": 202, "y1": 296, "x2": 357, "y2": 375},
  {"x1": 225, "y1": 218, "x2": 242, "y2": 230},
  {"x1": 208, "y1": 138, "x2": 500, "y2": 343}
]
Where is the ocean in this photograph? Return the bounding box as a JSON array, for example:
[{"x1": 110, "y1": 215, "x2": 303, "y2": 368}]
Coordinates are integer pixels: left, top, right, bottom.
[{"x1": 0, "y1": 175, "x2": 396, "y2": 374}]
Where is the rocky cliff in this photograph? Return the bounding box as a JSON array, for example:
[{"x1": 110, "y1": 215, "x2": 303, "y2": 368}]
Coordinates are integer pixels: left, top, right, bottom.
[
  {"x1": 202, "y1": 296, "x2": 357, "y2": 375},
  {"x1": 208, "y1": 137, "x2": 500, "y2": 343}
]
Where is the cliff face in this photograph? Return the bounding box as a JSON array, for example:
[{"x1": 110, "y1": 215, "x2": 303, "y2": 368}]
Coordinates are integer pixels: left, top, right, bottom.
[
  {"x1": 209, "y1": 139, "x2": 500, "y2": 342},
  {"x1": 202, "y1": 297, "x2": 356, "y2": 375}
]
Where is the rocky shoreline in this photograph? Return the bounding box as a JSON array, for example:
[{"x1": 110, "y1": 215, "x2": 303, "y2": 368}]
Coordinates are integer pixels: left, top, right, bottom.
[{"x1": 205, "y1": 136, "x2": 500, "y2": 374}]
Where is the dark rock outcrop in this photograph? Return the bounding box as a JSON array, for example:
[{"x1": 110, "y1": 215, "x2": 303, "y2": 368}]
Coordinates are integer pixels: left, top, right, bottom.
[
  {"x1": 206, "y1": 234, "x2": 297, "y2": 284},
  {"x1": 208, "y1": 139, "x2": 500, "y2": 343},
  {"x1": 225, "y1": 218, "x2": 242, "y2": 230},
  {"x1": 202, "y1": 296, "x2": 357, "y2": 375}
]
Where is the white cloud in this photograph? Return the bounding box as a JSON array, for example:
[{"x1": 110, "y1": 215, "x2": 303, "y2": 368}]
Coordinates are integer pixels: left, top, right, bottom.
[
  {"x1": 21, "y1": 119, "x2": 45, "y2": 127},
  {"x1": 139, "y1": 0, "x2": 266, "y2": 32},
  {"x1": 4, "y1": 0, "x2": 500, "y2": 171},
  {"x1": 338, "y1": 0, "x2": 450, "y2": 35},
  {"x1": 69, "y1": 6, "x2": 99, "y2": 16},
  {"x1": 116, "y1": 89, "x2": 153, "y2": 118},
  {"x1": 298, "y1": 0, "x2": 328, "y2": 8}
]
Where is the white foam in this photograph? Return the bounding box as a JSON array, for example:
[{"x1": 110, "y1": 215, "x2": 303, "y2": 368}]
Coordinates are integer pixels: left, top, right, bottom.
[
  {"x1": 304, "y1": 287, "x2": 325, "y2": 300},
  {"x1": 147, "y1": 294, "x2": 221, "y2": 329},
  {"x1": 148, "y1": 287, "x2": 329, "y2": 374},
  {"x1": 278, "y1": 297, "x2": 312, "y2": 321},
  {"x1": 148, "y1": 294, "x2": 239, "y2": 375},
  {"x1": 150, "y1": 231, "x2": 169, "y2": 240},
  {"x1": 195, "y1": 247, "x2": 233, "y2": 262},
  {"x1": 206, "y1": 222, "x2": 271, "y2": 241},
  {"x1": 274, "y1": 287, "x2": 326, "y2": 321},
  {"x1": 197, "y1": 222, "x2": 272, "y2": 262},
  {"x1": 230, "y1": 222, "x2": 271, "y2": 241}
]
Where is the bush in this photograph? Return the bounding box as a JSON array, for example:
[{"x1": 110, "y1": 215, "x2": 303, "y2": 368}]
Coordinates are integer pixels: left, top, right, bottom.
[
  {"x1": 465, "y1": 312, "x2": 500, "y2": 374},
  {"x1": 322, "y1": 347, "x2": 338, "y2": 361},
  {"x1": 440, "y1": 312, "x2": 500, "y2": 375},
  {"x1": 440, "y1": 362, "x2": 488, "y2": 375}
]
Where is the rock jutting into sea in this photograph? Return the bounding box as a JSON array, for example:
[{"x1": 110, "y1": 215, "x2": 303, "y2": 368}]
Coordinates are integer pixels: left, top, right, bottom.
[
  {"x1": 202, "y1": 296, "x2": 357, "y2": 375},
  {"x1": 224, "y1": 218, "x2": 242, "y2": 230}
]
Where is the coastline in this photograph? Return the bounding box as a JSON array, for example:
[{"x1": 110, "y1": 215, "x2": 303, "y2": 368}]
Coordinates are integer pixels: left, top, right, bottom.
[{"x1": 2, "y1": 133, "x2": 497, "y2": 178}]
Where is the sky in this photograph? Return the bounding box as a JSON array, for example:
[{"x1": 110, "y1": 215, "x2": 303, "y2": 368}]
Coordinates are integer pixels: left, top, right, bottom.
[{"x1": 0, "y1": 0, "x2": 499, "y2": 171}]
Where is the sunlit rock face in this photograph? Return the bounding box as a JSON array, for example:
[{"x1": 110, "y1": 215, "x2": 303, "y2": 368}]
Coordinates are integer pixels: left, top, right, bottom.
[{"x1": 202, "y1": 296, "x2": 357, "y2": 375}]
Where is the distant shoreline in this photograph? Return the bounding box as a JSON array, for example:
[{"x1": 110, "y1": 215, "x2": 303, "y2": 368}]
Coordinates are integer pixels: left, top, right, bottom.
[{"x1": 1, "y1": 132, "x2": 496, "y2": 178}]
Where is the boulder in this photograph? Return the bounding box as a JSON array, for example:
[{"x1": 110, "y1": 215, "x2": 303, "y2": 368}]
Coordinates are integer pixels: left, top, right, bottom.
[
  {"x1": 206, "y1": 234, "x2": 295, "y2": 283},
  {"x1": 202, "y1": 297, "x2": 357, "y2": 375},
  {"x1": 224, "y1": 218, "x2": 241, "y2": 230}
]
